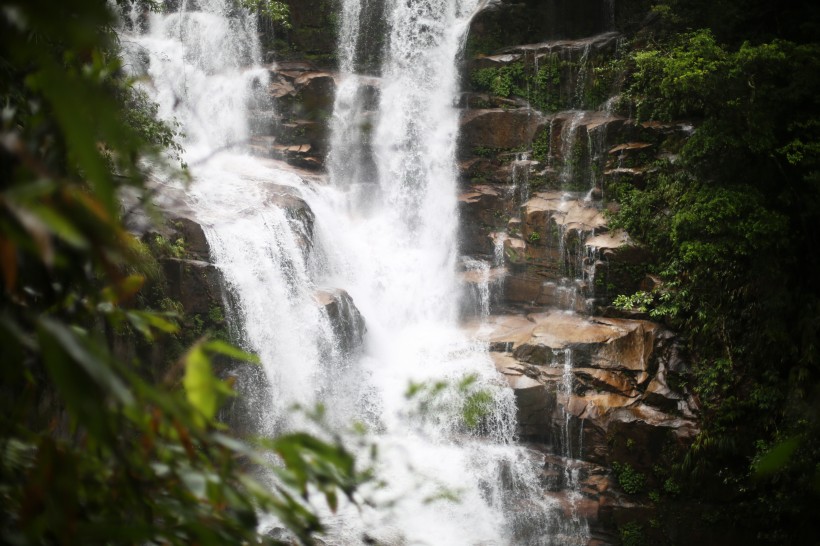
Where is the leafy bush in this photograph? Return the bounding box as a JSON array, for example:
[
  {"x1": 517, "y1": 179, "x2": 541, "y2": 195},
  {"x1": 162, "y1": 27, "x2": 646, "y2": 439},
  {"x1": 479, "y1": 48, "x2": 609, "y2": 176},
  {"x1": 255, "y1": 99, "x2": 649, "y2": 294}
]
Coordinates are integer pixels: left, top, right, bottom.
[
  {"x1": 613, "y1": 462, "x2": 646, "y2": 495},
  {"x1": 619, "y1": 521, "x2": 645, "y2": 546},
  {"x1": 610, "y1": 3, "x2": 820, "y2": 540},
  {"x1": 0, "y1": 1, "x2": 368, "y2": 544}
]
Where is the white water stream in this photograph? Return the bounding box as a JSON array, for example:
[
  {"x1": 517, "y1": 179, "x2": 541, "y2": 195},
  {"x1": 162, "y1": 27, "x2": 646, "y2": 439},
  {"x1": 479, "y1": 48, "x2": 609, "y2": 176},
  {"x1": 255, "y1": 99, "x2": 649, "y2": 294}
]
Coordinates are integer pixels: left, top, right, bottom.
[{"x1": 120, "y1": 1, "x2": 585, "y2": 543}]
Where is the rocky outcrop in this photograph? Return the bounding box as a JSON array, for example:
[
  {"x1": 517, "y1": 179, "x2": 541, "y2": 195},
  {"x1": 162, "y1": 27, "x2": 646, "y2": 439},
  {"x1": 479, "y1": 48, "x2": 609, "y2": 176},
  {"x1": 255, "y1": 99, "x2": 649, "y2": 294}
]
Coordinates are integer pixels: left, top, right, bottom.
[
  {"x1": 457, "y1": 180, "x2": 644, "y2": 312},
  {"x1": 249, "y1": 61, "x2": 383, "y2": 171},
  {"x1": 249, "y1": 62, "x2": 371, "y2": 170},
  {"x1": 459, "y1": 108, "x2": 542, "y2": 152},
  {"x1": 466, "y1": 311, "x2": 699, "y2": 467},
  {"x1": 314, "y1": 288, "x2": 367, "y2": 355},
  {"x1": 468, "y1": 0, "x2": 615, "y2": 54}
]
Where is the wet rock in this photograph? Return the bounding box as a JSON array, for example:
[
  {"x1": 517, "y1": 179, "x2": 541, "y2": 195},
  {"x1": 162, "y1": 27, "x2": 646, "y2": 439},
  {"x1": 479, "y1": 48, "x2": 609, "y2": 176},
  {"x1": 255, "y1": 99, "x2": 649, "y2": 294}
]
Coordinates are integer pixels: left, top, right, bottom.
[
  {"x1": 468, "y1": 0, "x2": 615, "y2": 54},
  {"x1": 467, "y1": 311, "x2": 698, "y2": 462},
  {"x1": 574, "y1": 368, "x2": 639, "y2": 397},
  {"x1": 314, "y1": 289, "x2": 366, "y2": 355},
  {"x1": 487, "y1": 32, "x2": 622, "y2": 67},
  {"x1": 458, "y1": 184, "x2": 509, "y2": 255},
  {"x1": 459, "y1": 108, "x2": 542, "y2": 153},
  {"x1": 459, "y1": 262, "x2": 506, "y2": 318},
  {"x1": 503, "y1": 236, "x2": 530, "y2": 265},
  {"x1": 292, "y1": 72, "x2": 337, "y2": 120},
  {"x1": 249, "y1": 63, "x2": 371, "y2": 169},
  {"x1": 168, "y1": 217, "x2": 208, "y2": 260},
  {"x1": 458, "y1": 92, "x2": 524, "y2": 110},
  {"x1": 492, "y1": 353, "x2": 553, "y2": 440},
  {"x1": 603, "y1": 166, "x2": 647, "y2": 190},
  {"x1": 531, "y1": 110, "x2": 626, "y2": 172},
  {"x1": 262, "y1": 186, "x2": 316, "y2": 250},
  {"x1": 161, "y1": 258, "x2": 223, "y2": 316},
  {"x1": 522, "y1": 192, "x2": 607, "y2": 239},
  {"x1": 585, "y1": 230, "x2": 630, "y2": 252}
]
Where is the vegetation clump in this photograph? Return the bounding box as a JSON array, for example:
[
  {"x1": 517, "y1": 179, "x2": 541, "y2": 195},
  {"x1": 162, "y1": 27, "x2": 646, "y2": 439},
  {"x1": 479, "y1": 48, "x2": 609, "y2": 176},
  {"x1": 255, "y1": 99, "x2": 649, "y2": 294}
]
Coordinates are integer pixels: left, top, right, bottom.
[{"x1": 605, "y1": 0, "x2": 820, "y2": 541}]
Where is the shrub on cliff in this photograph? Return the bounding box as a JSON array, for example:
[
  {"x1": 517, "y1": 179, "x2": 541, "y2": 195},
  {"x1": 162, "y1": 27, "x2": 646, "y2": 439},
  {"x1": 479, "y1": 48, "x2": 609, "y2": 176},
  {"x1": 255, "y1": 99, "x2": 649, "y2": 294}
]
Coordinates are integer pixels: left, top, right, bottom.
[{"x1": 610, "y1": 2, "x2": 820, "y2": 541}]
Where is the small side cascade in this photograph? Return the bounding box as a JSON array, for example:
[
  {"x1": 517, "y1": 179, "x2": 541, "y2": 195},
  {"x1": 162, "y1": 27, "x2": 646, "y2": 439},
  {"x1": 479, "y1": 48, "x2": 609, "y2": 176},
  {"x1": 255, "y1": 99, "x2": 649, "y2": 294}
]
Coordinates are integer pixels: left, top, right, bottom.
[
  {"x1": 493, "y1": 231, "x2": 509, "y2": 268},
  {"x1": 572, "y1": 43, "x2": 592, "y2": 109},
  {"x1": 558, "y1": 111, "x2": 586, "y2": 188},
  {"x1": 554, "y1": 348, "x2": 588, "y2": 537},
  {"x1": 461, "y1": 257, "x2": 493, "y2": 319}
]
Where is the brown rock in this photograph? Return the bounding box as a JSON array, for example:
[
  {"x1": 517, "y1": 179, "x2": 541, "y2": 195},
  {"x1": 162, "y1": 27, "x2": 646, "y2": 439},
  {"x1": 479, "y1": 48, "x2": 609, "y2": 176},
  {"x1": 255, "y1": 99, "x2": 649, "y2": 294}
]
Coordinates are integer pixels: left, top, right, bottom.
[
  {"x1": 161, "y1": 258, "x2": 223, "y2": 316},
  {"x1": 314, "y1": 289, "x2": 366, "y2": 354},
  {"x1": 458, "y1": 184, "x2": 508, "y2": 255},
  {"x1": 459, "y1": 108, "x2": 541, "y2": 151}
]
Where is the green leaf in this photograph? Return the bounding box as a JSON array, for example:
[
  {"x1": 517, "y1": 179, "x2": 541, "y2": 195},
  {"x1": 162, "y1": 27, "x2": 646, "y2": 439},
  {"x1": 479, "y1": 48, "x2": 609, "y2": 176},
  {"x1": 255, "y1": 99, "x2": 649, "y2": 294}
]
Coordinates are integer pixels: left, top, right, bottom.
[
  {"x1": 126, "y1": 310, "x2": 179, "y2": 340},
  {"x1": 38, "y1": 317, "x2": 134, "y2": 405},
  {"x1": 203, "y1": 339, "x2": 260, "y2": 363},
  {"x1": 28, "y1": 204, "x2": 89, "y2": 249},
  {"x1": 183, "y1": 345, "x2": 219, "y2": 422},
  {"x1": 754, "y1": 437, "x2": 800, "y2": 477}
]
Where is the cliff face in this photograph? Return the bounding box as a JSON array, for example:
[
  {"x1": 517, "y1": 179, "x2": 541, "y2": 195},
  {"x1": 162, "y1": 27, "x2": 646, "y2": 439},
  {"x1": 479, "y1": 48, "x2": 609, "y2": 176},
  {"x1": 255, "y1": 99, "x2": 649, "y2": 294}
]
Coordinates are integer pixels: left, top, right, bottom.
[{"x1": 454, "y1": 4, "x2": 704, "y2": 542}]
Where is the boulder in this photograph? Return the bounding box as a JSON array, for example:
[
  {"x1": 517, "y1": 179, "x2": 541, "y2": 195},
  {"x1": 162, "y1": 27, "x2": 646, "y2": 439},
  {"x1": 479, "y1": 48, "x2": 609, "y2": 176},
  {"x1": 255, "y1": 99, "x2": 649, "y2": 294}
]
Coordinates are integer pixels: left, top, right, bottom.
[
  {"x1": 264, "y1": 187, "x2": 316, "y2": 251},
  {"x1": 314, "y1": 289, "x2": 366, "y2": 355}
]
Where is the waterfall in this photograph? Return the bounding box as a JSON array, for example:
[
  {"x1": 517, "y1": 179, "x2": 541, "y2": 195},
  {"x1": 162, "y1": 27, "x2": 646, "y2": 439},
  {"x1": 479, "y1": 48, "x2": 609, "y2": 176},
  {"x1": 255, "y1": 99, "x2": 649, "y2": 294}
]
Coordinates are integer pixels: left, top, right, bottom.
[{"x1": 120, "y1": 0, "x2": 584, "y2": 543}]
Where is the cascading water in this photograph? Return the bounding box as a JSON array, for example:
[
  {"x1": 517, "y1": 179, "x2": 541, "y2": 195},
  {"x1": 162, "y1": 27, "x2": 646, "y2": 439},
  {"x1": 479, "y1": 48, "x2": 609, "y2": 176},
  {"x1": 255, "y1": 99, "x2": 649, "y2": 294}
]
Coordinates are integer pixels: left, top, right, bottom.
[{"x1": 120, "y1": 0, "x2": 587, "y2": 543}]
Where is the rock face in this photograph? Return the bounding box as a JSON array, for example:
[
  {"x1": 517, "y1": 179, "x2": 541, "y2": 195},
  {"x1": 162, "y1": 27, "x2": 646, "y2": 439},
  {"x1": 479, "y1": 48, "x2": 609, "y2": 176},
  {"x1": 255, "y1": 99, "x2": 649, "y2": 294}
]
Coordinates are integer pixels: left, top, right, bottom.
[
  {"x1": 468, "y1": 0, "x2": 615, "y2": 51},
  {"x1": 249, "y1": 61, "x2": 383, "y2": 172},
  {"x1": 466, "y1": 311, "x2": 698, "y2": 543},
  {"x1": 454, "y1": 25, "x2": 700, "y2": 530},
  {"x1": 249, "y1": 62, "x2": 347, "y2": 170},
  {"x1": 459, "y1": 108, "x2": 542, "y2": 152},
  {"x1": 468, "y1": 312, "x2": 698, "y2": 458}
]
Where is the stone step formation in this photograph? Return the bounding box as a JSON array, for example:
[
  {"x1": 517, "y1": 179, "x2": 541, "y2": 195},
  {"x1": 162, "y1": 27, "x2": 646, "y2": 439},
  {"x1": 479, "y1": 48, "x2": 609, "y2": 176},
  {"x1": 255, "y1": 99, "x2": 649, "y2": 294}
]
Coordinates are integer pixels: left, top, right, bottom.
[{"x1": 450, "y1": 4, "x2": 700, "y2": 541}]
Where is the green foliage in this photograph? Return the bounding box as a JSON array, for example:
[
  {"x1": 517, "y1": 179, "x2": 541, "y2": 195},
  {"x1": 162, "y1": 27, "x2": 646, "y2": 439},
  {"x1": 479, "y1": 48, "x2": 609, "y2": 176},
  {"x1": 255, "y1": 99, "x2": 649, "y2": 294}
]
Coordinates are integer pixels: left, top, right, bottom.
[
  {"x1": 472, "y1": 145, "x2": 498, "y2": 158},
  {"x1": 405, "y1": 374, "x2": 499, "y2": 435},
  {"x1": 613, "y1": 291, "x2": 653, "y2": 313},
  {"x1": 241, "y1": 0, "x2": 290, "y2": 27},
  {"x1": 150, "y1": 234, "x2": 187, "y2": 259},
  {"x1": 613, "y1": 462, "x2": 646, "y2": 495},
  {"x1": 469, "y1": 49, "x2": 626, "y2": 113},
  {"x1": 123, "y1": 86, "x2": 186, "y2": 166},
  {"x1": 209, "y1": 304, "x2": 226, "y2": 324},
  {"x1": 610, "y1": 2, "x2": 820, "y2": 541},
  {"x1": 532, "y1": 128, "x2": 551, "y2": 163},
  {"x1": 662, "y1": 477, "x2": 681, "y2": 496},
  {"x1": 618, "y1": 521, "x2": 645, "y2": 546},
  {"x1": 462, "y1": 389, "x2": 494, "y2": 431},
  {"x1": 470, "y1": 64, "x2": 523, "y2": 98},
  {"x1": 627, "y1": 30, "x2": 729, "y2": 122},
  {"x1": 0, "y1": 1, "x2": 369, "y2": 544}
]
